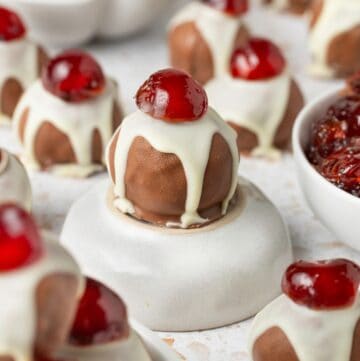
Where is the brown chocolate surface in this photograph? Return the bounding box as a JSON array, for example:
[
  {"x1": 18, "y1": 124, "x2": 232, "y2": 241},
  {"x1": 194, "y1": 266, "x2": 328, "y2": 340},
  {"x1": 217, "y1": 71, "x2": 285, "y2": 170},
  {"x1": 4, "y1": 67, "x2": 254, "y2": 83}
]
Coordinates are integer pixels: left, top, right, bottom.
[
  {"x1": 327, "y1": 25, "x2": 360, "y2": 78},
  {"x1": 253, "y1": 320, "x2": 360, "y2": 361},
  {"x1": 108, "y1": 132, "x2": 234, "y2": 227},
  {"x1": 0, "y1": 46, "x2": 48, "y2": 120},
  {"x1": 351, "y1": 319, "x2": 360, "y2": 361},
  {"x1": 38, "y1": 47, "x2": 49, "y2": 75},
  {"x1": 169, "y1": 21, "x2": 249, "y2": 85},
  {"x1": 35, "y1": 274, "x2": 80, "y2": 357},
  {"x1": 311, "y1": 0, "x2": 360, "y2": 77},
  {"x1": 309, "y1": 0, "x2": 323, "y2": 28},
  {"x1": 253, "y1": 327, "x2": 299, "y2": 361},
  {"x1": 0, "y1": 273, "x2": 80, "y2": 361},
  {"x1": 1, "y1": 78, "x2": 24, "y2": 118},
  {"x1": 228, "y1": 79, "x2": 304, "y2": 154},
  {"x1": 18, "y1": 101, "x2": 122, "y2": 170}
]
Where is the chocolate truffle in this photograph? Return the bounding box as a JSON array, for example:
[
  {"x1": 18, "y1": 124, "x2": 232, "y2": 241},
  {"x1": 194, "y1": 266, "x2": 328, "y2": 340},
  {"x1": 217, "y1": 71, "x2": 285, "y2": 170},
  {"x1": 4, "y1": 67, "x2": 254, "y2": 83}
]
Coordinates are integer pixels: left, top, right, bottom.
[
  {"x1": 249, "y1": 259, "x2": 360, "y2": 361},
  {"x1": 168, "y1": 0, "x2": 250, "y2": 85},
  {"x1": 205, "y1": 37, "x2": 304, "y2": 157},
  {"x1": 0, "y1": 6, "x2": 48, "y2": 124},
  {"x1": 107, "y1": 68, "x2": 239, "y2": 229},
  {"x1": 56, "y1": 278, "x2": 152, "y2": 361},
  {"x1": 309, "y1": 0, "x2": 360, "y2": 78},
  {"x1": 0, "y1": 204, "x2": 84, "y2": 361},
  {"x1": 13, "y1": 50, "x2": 123, "y2": 178}
]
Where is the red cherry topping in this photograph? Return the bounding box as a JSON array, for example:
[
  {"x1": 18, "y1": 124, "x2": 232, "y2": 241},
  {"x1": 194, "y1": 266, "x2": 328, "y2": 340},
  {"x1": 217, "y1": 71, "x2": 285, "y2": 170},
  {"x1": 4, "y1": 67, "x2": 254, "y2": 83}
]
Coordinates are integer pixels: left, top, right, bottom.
[
  {"x1": 230, "y1": 38, "x2": 286, "y2": 80},
  {"x1": 282, "y1": 259, "x2": 360, "y2": 310},
  {"x1": 42, "y1": 50, "x2": 106, "y2": 103},
  {"x1": 0, "y1": 7, "x2": 26, "y2": 42},
  {"x1": 136, "y1": 69, "x2": 208, "y2": 122},
  {"x1": 69, "y1": 278, "x2": 130, "y2": 346},
  {"x1": 203, "y1": 0, "x2": 248, "y2": 15},
  {"x1": 0, "y1": 203, "x2": 43, "y2": 272}
]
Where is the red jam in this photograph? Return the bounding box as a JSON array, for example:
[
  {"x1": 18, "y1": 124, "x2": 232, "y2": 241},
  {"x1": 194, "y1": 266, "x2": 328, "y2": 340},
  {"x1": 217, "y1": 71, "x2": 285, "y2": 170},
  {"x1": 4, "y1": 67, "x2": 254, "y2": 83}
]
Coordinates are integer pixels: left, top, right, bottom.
[
  {"x1": 0, "y1": 7, "x2": 26, "y2": 42},
  {"x1": 230, "y1": 38, "x2": 286, "y2": 80},
  {"x1": 307, "y1": 93, "x2": 360, "y2": 196},
  {"x1": 69, "y1": 278, "x2": 129, "y2": 346},
  {"x1": 203, "y1": 0, "x2": 248, "y2": 15},
  {"x1": 0, "y1": 204, "x2": 43, "y2": 272},
  {"x1": 136, "y1": 68, "x2": 208, "y2": 122},
  {"x1": 282, "y1": 259, "x2": 360, "y2": 310},
  {"x1": 315, "y1": 145, "x2": 360, "y2": 196},
  {"x1": 42, "y1": 50, "x2": 106, "y2": 103}
]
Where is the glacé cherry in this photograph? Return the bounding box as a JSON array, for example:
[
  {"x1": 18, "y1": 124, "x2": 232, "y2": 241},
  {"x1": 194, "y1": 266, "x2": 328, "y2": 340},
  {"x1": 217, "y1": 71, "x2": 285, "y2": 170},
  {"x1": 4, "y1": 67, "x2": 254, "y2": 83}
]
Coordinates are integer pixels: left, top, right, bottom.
[
  {"x1": 136, "y1": 68, "x2": 208, "y2": 122},
  {"x1": 230, "y1": 38, "x2": 286, "y2": 80},
  {"x1": 203, "y1": 0, "x2": 248, "y2": 16},
  {"x1": 42, "y1": 50, "x2": 105, "y2": 103},
  {"x1": 0, "y1": 203, "x2": 43, "y2": 272},
  {"x1": 69, "y1": 278, "x2": 130, "y2": 346},
  {"x1": 282, "y1": 259, "x2": 360, "y2": 310},
  {"x1": 0, "y1": 7, "x2": 26, "y2": 42}
]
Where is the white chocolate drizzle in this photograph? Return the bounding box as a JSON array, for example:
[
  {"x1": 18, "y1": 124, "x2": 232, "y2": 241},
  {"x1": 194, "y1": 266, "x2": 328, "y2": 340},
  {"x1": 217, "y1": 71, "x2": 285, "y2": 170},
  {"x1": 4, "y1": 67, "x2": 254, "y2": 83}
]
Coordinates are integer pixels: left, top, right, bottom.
[
  {"x1": 0, "y1": 238, "x2": 83, "y2": 361},
  {"x1": 309, "y1": 0, "x2": 360, "y2": 77},
  {"x1": 0, "y1": 149, "x2": 32, "y2": 210},
  {"x1": 58, "y1": 329, "x2": 152, "y2": 361},
  {"x1": 249, "y1": 294, "x2": 360, "y2": 361},
  {"x1": 0, "y1": 38, "x2": 38, "y2": 124},
  {"x1": 107, "y1": 108, "x2": 239, "y2": 229},
  {"x1": 205, "y1": 71, "x2": 291, "y2": 158},
  {"x1": 13, "y1": 80, "x2": 118, "y2": 178},
  {"x1": 169, "y1": 2, "x2": 245, "y2": 76}
]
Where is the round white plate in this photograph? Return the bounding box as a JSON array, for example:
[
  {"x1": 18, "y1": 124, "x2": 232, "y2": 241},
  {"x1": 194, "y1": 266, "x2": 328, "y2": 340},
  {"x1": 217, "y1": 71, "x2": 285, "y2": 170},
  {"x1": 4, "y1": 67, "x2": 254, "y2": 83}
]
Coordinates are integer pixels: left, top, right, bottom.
[{"x1": 132, "y1": 320, "x2": 182, "y2": 361}]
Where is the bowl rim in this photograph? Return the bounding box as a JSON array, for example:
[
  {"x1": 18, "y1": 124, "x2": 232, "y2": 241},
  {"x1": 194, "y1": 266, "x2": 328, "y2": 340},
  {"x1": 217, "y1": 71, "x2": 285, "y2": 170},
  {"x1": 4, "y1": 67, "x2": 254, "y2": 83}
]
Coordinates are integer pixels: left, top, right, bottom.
[{"x1": 292, "y1": 85, "x2": 360, "y2": 205}]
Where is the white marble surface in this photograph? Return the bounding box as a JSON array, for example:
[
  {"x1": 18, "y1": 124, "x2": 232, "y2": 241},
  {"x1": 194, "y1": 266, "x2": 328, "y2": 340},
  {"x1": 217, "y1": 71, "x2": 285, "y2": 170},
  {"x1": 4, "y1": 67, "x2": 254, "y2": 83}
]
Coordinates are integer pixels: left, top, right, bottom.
[{"x1": 1, "y1": 2, "x2": 359, "y2": 361}]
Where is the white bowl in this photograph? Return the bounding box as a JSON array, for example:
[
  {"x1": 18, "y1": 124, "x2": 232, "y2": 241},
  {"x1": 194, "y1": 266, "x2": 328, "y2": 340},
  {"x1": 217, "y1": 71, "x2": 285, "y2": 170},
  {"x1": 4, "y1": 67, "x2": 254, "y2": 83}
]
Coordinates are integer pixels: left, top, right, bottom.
[
  {"x1": 292, "y1": 88, "x2": 360, "y2": 251},
  {"x1": 0, "y1": 0, "x2": 170, "y2": 47}
]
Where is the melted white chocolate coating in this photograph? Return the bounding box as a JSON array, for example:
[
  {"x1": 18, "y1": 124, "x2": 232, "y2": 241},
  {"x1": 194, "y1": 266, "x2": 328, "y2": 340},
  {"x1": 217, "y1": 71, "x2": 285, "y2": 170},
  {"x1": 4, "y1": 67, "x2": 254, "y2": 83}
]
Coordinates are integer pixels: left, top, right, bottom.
[
  {"x1": 309, "y1": 0, "x2": 360, "y2": 77},
  {"x1": 0, "y1": 149, "x2": 31, "y2": 210},
  {"x1": 58, "y1": 329, "x2": 152, "y2": 361},
  {"x1": 107, "y1": 108, "x2": 239, "y2": 229},
  {"x1": 0, "y1": 38, "x2": 39, "y2": 124},
  {"x1": 0, "y1": 238, "x2": 83, "y2": 361},
  {"x1": 13, "y1": 80, "x2": 119, "y2": 178},
  {"x1": 169, "y1": 2, "x2": 245, "y2": 76},
  {"x1": 205, "y1": 71, "x2": 291, "y2": 158},
  {"x1": 249, "y1": 294, "x2": 360, "y2": 361}
]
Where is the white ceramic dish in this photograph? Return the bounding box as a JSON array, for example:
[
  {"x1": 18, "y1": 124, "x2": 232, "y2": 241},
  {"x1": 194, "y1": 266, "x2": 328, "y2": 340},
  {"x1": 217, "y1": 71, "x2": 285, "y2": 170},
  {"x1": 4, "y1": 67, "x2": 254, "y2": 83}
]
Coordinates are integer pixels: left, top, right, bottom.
[
  {"x1": 293, "y1": 87, "x2": 360, "y2": 251},
  {"x1": 0, "y1": 0, "x2": 170, "y2": 46},
  {"x1": 131, "y1": 320, "x2": 182, "y2": 361},
  {"x1": 61, "y1": 177, "x2": 292, "y2": 332}
]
